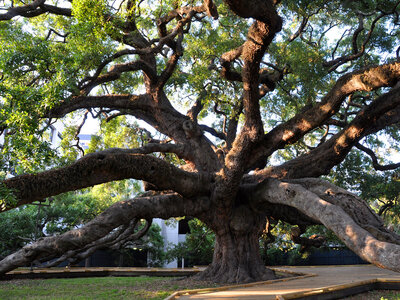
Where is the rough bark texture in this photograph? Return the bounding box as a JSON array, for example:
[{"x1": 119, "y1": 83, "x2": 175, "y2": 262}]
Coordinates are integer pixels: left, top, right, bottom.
[
  {"x1": 1, "y1": 0, "x2": 400, "y2": 283},
  {"x1": 198, "y1": 205, "x2": 275, "y2": 283},
  {"x1": 0, "y1": 194, "x2": 209, "y2": 275},
  {"x1": 254, "y1": 178, "x2": 400, "y2": 272}
]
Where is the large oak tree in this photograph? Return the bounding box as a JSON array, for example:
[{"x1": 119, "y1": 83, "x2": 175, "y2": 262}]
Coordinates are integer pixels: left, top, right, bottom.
[{"x1": 1, "y1": 0, "x2": 400, "y2": 283}]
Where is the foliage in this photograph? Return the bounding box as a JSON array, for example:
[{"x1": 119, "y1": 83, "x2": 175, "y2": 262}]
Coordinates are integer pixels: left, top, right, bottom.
[
  {"x1": 0, "y1": 205, "x2": 37, "y2": 257},
  {"x1": 130, "y1": 223, "x2": 166, "y2": 267},
  {"x1": 166, "y1": 219, "x2": 215, "y2": 266}
]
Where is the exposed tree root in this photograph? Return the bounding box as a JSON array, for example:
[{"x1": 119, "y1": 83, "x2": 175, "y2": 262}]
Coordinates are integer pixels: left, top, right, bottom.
[{"x1": 195, "y1": 233, "x2": 275, "y2": 283}]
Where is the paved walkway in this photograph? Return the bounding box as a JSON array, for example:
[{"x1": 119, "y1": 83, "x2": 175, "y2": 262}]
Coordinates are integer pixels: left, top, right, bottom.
[{"x1": 177, "y1": 265, "x2": 400, "y2": 299}]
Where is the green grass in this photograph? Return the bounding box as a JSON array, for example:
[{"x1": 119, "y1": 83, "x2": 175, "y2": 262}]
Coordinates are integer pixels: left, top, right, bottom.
[
  {"x1": 0, "y1": 276, "x2": 218, "y2": 300},
  {"x1": 343, "y1": 290, "x2": 400, "y2": 299}
]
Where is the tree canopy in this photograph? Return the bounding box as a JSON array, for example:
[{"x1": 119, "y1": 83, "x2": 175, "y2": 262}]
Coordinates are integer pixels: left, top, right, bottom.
[{"x1": 1, "y1": 0, "x2": 400, "y2": 283}]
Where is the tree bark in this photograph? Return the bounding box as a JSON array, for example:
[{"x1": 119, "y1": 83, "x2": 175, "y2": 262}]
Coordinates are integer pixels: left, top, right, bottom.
[
  {"x1": 198, "y1": 205, "x2": 275, "y2": 283},
  {"x1": 0, "y1": 194, "x2": 209, "y2": 276},
  {"x1": 253, "y1": 178, "x2": 400, "y2": 272}
]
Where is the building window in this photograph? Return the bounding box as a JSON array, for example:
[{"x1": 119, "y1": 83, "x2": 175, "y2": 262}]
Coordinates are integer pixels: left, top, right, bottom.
[{"x1": 178, "y1": 219, "x2": 190, "y2": 234}]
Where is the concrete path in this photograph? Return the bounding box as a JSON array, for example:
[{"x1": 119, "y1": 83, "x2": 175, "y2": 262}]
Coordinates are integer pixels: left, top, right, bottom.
[{"x1": 177, "y1": 265, "x2": 400, "y2": 299}]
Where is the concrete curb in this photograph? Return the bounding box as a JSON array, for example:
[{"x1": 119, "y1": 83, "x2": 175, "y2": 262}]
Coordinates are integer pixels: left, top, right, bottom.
[
  {"x1": 3, "y1": 267, "x2": 201, "y2": 280},
  {"x1": 164, "y1": 268, "x2": 316, "y2": 300}
]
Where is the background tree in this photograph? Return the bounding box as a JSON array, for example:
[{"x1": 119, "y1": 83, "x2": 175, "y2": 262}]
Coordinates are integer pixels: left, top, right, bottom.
[
  {"x1": 165, "y1": 218, "x2": 215, "y2": 267},
  {"x1": 1, "y1": 0, "x2": 400, "y2": 283}
]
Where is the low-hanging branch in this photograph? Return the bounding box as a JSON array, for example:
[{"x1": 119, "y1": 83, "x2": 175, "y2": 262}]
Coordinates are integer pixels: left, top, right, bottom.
[
  {"x1": 254, "y1": 178, "x2": 400, "y2": 272},
  {"x1": 0, "y1": 194, "x2": 209, "y2": 275}
]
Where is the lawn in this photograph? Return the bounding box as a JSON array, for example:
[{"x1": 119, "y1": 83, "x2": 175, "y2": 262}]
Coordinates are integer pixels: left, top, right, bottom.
[
  {"x1": 0, "y1": 276, "x2": 222, "y2": 299},
  {"x1": 343, "y1": 290, "x2": 400, "y2": 300}
]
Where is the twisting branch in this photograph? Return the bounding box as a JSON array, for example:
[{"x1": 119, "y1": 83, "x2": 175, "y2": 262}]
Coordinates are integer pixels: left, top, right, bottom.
[
  {"x1": 81, "y1": 60, "x2": 157, "y2": 95},
  {"x1": 110, "y1": 219, "x2": 152, "y2": 250},
  {"x1": 158, "y1": 32, "x2": 183, "y2": 88},
  {"x1": 2, "y1": 150, "x2": 211, "y2": 211},
  {"x1": 287, "y1": 5, "x2": 324, "y2": 43},
  {"x1": 78, "y1": 49, "x2": 143, "y2": 89},
  {"x1": 288, "y1": 15, "x2": 309, "y2": 43},
  {"x1": 73, "y1": 110, "x2": 89, "y2": 156},
  {"x1": 250, "y1": 83, "x2": 400, "y2": 180},
  {"x1": 219, "y1": 46, "x2": 243, "y2": 82},
  {"x1": 42, "y1": 219, "x2": 140, "y2": 268},
  {"x1": 253, "y1": 178, "x2": 400, "y2": 272},
  {"x1": 45, "y1": 29, "x2": 69, "y2": 42},
  {"x1": 0, "y1": 194, "x2": 211, "y2": 275},
  {"x1": 0, "y1": 0, "x2": 71, "y2": 20},
  {"x1": 247, "y1": 62, "x2": 400, "y2": 171},
  {"x1": 199, "y1": 124, "x2": 226, "y2": 141},
  {"x1": 324, "y1": 2, "x2": 400, "y2": 72},
  {"x1": 187, "y1": 90, "x2": 207, "y2": 121},
  {"x1": 356, "y1": 143, "x2": 400, "y2": 171},
  {"x1": 65, "y1": 219, "x2": 152, "y2": 267}
]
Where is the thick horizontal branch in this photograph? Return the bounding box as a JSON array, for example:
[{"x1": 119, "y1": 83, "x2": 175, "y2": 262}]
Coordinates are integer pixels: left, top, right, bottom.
[
  {"x1": 0, "y1": 193, "x2": 210, "y2": 275},
  {"x1": 254, "y1": 178, "x2": 400, "y2": 272},
  {"x1": 48, "y1": 94, "x2": 152, "y2": 118},
  {"x1": 93, "y1": 143, "x2": 192, "y2": 163},
  {"x1": 2, "y1": 151, "x2": 211, "y2": 211}
]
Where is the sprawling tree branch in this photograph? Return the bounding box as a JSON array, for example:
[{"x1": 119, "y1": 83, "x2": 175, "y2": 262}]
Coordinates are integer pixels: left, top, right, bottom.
[
  {"x1": 2, "y1": 150, "x2": 211, "y2": 211},
  {"x1": 253, "y1": 178, "x2": 400, "y2": 272},
  {"x1": 0, "y1": 0, "x2": 71, "y2": 20},
  {"x1": 247, "y1": 62, "x2": 400, "y2": 171},
  {"x1": 0, "y1": 194, "x2": 210, "y2": 275},
  {"x1": 42, "y1": 218, "x2": 146, "y2": 268},
  {"x1": 249, "y1": 84, "x2": 400, "y2": 180}
]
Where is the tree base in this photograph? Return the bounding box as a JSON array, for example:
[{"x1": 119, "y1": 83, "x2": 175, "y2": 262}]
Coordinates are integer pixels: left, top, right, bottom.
[{"x1": 195, "y1": 262, "x2": 276, "y2": 284}]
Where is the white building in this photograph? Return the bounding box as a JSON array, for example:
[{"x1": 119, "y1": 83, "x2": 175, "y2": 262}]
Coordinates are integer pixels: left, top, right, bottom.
[
  {"x1": 48, "y1": 123, "x2": 64, "y2": 147},
  {"x1": 153, "y1": 218, "x2": 189, "y2": 268}
]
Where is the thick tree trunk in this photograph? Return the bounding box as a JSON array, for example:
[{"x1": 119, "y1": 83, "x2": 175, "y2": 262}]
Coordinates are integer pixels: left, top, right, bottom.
[{"x1": 198, "y1": 205, "x2": 275, "y2": 283}]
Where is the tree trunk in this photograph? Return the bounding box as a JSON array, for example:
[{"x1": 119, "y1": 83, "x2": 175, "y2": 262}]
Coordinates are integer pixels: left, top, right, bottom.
[{"x1": 198, "y1": 205, "x2": 275, "y2": 283}]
